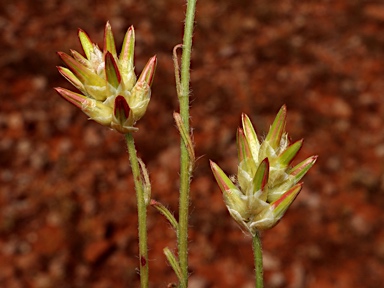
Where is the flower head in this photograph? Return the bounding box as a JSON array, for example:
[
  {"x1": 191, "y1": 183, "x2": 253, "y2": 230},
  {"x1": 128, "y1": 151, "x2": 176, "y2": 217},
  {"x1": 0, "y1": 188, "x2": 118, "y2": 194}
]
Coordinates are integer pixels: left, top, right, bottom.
[
  {"x1": 210, "y1": 106, "x2": 317, "y2": 235},
  {"x1": 55, "y1": 22, "x2": 157, "y2": 133}
]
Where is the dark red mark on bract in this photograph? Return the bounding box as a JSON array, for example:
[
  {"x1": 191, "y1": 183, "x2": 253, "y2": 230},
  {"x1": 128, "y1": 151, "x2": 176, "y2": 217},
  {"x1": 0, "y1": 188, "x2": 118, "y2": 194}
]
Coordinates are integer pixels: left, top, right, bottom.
[
  {"x1": 114, "y1": 95, "x2": 130, "y2": 119},
  {"x1": 140, "y1": 256, "x2": 147, "y2": 266}
]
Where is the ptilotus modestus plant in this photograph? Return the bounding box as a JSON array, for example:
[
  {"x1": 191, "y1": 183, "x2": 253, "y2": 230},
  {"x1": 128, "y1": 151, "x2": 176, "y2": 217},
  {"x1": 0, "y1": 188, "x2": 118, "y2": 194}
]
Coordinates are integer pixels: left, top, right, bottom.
[
  {"x1": 55, "y1": 22, "x2": 157, "y2": 133},
  {"x1": 210, "y1": 106, "x2": 317, "y2": 236}
]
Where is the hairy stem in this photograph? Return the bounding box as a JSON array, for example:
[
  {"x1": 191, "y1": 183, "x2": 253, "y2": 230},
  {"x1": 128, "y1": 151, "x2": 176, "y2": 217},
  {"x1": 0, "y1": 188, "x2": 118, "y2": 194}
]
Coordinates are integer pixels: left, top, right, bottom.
[
  {"x1": 253, "y1": 232, "x2": 264, "y2": 288},
  {"x1": 178, "y1": 0, "x2": 197, "y2": 287},
  {"x1": 125, "y1": 133, "x2": 148, "y2": 288}
]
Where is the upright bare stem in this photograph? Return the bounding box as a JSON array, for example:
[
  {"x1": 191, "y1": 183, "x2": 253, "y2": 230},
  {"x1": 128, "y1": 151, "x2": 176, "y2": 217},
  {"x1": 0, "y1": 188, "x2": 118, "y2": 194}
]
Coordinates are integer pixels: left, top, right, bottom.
[
  {"x1": 253, "y1": 232, "x2": 264, "y2": 288},
  {"x1": 178, "y1": 0, "x2": 197, "y2": 287}
]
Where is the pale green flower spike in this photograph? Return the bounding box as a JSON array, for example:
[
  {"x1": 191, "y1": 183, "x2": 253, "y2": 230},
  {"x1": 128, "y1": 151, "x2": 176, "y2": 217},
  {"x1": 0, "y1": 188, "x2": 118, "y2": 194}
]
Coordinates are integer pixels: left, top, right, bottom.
[
  {"x1": 210, "y1": 106, "x2": 317, "y2": 235},
  {"x1": 55, "y1": 22, "x2": 157, "y2": 133}
]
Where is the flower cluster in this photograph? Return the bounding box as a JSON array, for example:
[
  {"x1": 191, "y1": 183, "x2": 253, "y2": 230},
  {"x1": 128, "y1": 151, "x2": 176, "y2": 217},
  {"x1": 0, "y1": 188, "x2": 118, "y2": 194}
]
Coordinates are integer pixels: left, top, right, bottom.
[
  {"x1": 210, "y1": 106, "x2": 317, "y2": 235},
  {"x1": 55, "y1": 22, "x2": 157, "y2": 133}
]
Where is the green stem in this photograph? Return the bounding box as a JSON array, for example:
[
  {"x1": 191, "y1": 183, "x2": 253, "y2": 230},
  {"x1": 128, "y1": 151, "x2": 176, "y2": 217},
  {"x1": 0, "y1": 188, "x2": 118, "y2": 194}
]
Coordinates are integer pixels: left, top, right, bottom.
[
  {"x1": 178, "y1": 1, "x2": 197, "y2": 287},
  {"x1": 125, "y1": 133, "x2": 148, "y2": 288},
  {"x1": 252, "y1": 232, "x2": 264, "y2": 288}
]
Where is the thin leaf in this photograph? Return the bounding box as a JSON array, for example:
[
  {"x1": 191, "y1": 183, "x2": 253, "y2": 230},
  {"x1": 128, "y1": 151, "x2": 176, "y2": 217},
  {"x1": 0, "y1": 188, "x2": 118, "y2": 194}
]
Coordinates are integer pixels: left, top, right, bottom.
[
  {"x1": 150, "y1": 200, "x2": 178, "y2": 231},
  {"x1": 163, "y1": 248, "x2": 182, "y2": 282},
  {"x1": 138, "y1": 158, "x2": 151, "y2": 206},
  {"x1": 174, "y1": 112, "x2": 195, "y2": 164}
]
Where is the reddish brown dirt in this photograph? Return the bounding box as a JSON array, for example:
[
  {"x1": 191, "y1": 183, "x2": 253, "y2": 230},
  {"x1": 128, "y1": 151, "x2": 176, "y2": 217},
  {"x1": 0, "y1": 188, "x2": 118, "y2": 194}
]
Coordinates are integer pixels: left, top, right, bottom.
[{"x1": 1, "y1": 1, "x2": 384, "y2": 287}]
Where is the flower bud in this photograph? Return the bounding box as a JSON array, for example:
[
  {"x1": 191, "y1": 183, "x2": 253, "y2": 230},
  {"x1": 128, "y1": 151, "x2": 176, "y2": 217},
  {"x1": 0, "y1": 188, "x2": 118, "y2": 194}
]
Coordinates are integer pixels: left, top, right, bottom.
[
  {"x1": 211, "y1": 106, "x2": 317, "y2": 235},
  {"x1": 56, "y1": 22, "x2": 156, "y2": 133}
]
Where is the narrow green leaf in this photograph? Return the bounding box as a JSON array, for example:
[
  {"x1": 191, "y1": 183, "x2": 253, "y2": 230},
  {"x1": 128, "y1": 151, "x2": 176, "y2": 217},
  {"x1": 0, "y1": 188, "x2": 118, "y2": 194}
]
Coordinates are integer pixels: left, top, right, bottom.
[
  {"x1": 163, "y1": 248, "x2": 183, "y2": 282},
  {"x1": 150, "y1": 200, "x2": 178, "y2": 231},
  {"x1": 172, "y1": 44, "x2": 183, "y2": 98},
  {"x1": 138, "y1": 158, "x2": 151, "y2": 206},
  {"x1": 174, "y1": 112, "x2": 195, "y2": 164}
]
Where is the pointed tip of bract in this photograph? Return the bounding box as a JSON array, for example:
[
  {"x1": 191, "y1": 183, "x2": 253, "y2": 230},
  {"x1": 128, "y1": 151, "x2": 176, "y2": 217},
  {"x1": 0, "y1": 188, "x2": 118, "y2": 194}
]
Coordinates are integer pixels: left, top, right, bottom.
[
  {"x1": 241, "y1": 113, "x2": 249, "y2": 128},
  {"x1": 277, "y1": 138, "x2": 304, "y2": 167},
  {"x1": 119, "y1": 25, "x2": 135, "y2": 70},
  {"x1": 54, "y1": 87, "x2": 87, "y2": 109},
  {"x1": 104, "y1": 21, "x2": 117, "y2": 57},
  {"x1": 241, "y1": 113, "x2": 253, "y2": 131},
  {"x1": 56, "y1": 51, "x2": 65, "y2": 59},
  {"x1": 138, "y1": 55, "x2": 157, "y2": 86},
  {"x1": 149, "y1": 199, "x2": 159, "y2": 206},
  {"x1": 210, "y1": 160, "x2": 237, "y2": 193},
  {"x1": 57, "y1": 66, "x2": 85, "y2": 92},
  {"x1": 241, "y1": 113, "x2": 260, "y2": 161},
  {"x1": 57, "y1": 51, "x2": 105, "y2": 87},
  {"x1": 209, "y1": 159, "x2": 217, "y2": 172},
  {"x1": 289, "y1": 155, "x2": 318, "y2": 181},
  {"x1": 77, "y1": 28, "x2": 93, "y2": 60},
  {"x1": 266, "y1": 105, "x2": 287, "y2": 149},
  {"x1": 271, "y1": 182, "x2": 302, "y2": 220},
  {"x1": 236, "y1": 127, "x2": 252, "y2": 163}
]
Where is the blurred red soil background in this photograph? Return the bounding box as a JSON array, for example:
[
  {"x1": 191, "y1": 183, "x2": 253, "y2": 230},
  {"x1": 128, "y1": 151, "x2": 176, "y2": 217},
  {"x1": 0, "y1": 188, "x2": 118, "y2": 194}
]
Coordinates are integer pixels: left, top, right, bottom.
[{"x1": 1, "y1": 0, "x2": 384, "y2": 287}]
